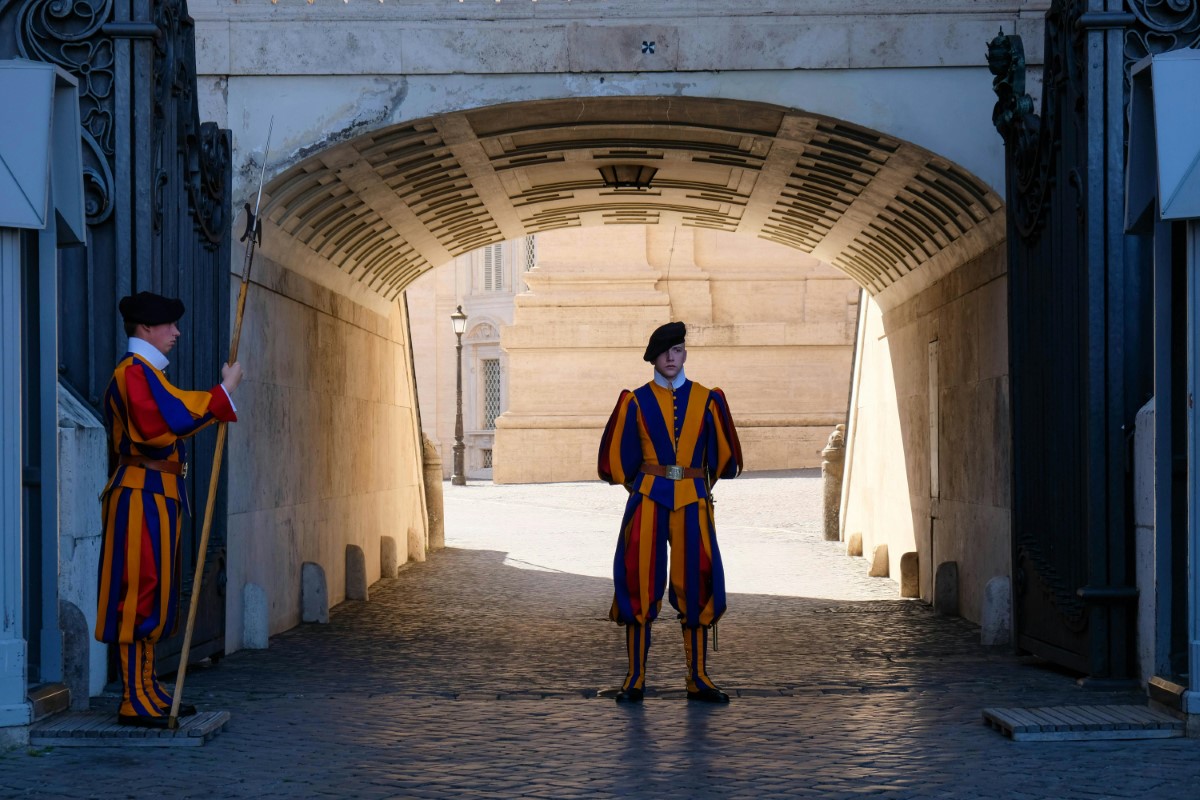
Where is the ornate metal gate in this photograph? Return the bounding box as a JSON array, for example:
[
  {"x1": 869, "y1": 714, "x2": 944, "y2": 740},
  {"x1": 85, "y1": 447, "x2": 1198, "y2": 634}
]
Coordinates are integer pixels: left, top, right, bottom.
[
  {"x1": 989, "y1": 1, "x2": 1197, "y2": 682},
  {"x1": 1, "y1": 0, "x2": 233, "y2": 671}
]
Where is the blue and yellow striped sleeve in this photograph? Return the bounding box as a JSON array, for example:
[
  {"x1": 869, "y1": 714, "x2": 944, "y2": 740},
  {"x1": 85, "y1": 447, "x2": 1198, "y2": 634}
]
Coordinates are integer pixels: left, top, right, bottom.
[
  {"x1": 598, "y1": 390, "x2": 642, "y2": 486},
  {"x1": 707, "y1": 387, "x2": 743, "y2": 482}
]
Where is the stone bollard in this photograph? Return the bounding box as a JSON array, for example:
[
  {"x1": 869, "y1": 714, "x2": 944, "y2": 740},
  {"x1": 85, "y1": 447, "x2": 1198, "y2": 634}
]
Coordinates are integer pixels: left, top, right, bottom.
[
  {"x1": 243, "y1": 583, "x2": 269, "y2": 649},
  {"x1": 821, "y1": 424, "x2": 847, "y2": 541},
  {"x1": 868, "y1": 543, "x2": 889, "y2": 577},
  {"x1": 847, "y1": 532, "x2": 863, "y2": 557},
  {"x1": 59, "y1": 600, "x2": 90, "y2": 711},
  {"x1": 423, "y1": 434, "x2": 445, "y2": 551},
  {"x1": 346, "y1": 544, "x2": 368, "y2": 601},
  {"x1": 301, "y1": 562, "x2": 329, "y2": 623},
  {"x1": 380, "y1": 536, "x2": 399, "y2": 578},
  {"x1": 981, "y1": 576, "x2": 1012, "y2": 645},
  {"x1": 899, "y1": 552, "x2": 919, "y2": 598},
  {"x1": 934, "y1": 561, "x2": 959, "y2": 616},
  {"x1": 408, "y1": 526, "x2": 426, "y2": 563}
]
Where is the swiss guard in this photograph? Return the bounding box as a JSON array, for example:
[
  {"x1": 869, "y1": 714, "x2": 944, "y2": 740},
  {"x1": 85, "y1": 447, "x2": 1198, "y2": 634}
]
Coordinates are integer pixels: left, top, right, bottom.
[
  {"x1": 598, "y1": 321, "x2": 743, "y2": 703},
  {"x1": 95, "y1": 291, "x2": 243, "y2": 727}
]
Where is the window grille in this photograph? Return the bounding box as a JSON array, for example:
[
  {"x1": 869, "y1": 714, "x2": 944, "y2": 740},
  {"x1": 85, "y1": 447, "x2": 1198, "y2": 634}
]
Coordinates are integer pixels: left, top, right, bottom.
[
  {"x1": 482, "y1": 243, "x2": 504, "y2": 292},
  {"x1": 482, "y1": 358, "x2": 502, "y2": 429},
  {"x1": 523, "y1": 235, "x2": 537, "y2": 271},
  {"x1": 481, "y1": 449, "x2": 493, "y2": 469}
]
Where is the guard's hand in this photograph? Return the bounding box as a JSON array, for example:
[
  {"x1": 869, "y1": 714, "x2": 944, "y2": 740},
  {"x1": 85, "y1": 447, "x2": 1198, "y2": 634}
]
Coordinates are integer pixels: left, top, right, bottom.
[{"x1": 221, "y1": 361, "x2": 244, "y2": 394}]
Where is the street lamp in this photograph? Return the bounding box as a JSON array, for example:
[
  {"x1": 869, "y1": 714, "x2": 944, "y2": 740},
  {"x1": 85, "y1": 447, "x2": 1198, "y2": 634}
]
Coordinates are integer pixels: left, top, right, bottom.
[{"x1": 450, "y1": 305, "x2": 468, "y2": 486}]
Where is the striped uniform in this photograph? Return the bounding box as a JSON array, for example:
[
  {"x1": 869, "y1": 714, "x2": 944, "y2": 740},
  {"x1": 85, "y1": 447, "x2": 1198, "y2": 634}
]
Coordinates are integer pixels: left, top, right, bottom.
[
  {"x1": 95, "y1": 351, "x2": 236, "y2": 719},
  {"x1": 598, "y1": 378, "x2": 742, "y2": 693}
]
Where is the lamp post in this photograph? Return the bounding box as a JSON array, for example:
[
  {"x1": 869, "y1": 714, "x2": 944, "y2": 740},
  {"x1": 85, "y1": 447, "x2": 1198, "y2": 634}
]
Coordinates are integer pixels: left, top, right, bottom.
[{"x1": 450, "y1": 304, "x2": 468, "y2": 486}]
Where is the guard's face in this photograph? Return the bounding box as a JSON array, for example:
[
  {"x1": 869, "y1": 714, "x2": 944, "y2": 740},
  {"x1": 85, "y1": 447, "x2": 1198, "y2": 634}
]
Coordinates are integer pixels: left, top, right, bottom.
[
  {"x1": 653, "y1": 343, "x2": 687, "y2": 380},
  {"x1": 140, "y1": 321, "x2": 180, "y2": 355}
]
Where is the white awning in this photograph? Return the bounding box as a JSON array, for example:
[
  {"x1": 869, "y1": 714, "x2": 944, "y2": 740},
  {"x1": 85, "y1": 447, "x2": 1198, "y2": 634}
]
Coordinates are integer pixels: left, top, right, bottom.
[
  {"x1": 0, "y1": 60, "x2": 85, "y2": 242},
  {"x1": 1127, "y1": 48, "x2": 1200, "y2": 224}
]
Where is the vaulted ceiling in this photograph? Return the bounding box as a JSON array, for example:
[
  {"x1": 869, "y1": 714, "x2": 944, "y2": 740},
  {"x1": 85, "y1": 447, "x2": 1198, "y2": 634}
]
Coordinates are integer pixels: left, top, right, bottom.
[{"x1": 261, "y1": 96, "x2": 1004, "y2": 301}]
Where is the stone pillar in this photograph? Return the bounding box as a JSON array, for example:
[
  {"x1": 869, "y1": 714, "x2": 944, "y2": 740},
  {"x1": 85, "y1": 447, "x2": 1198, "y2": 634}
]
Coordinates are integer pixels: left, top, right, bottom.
[
  {"x1": 58, "y1": 601, "x2": 90, "y2": 711},
  {"x1": 935, "y1": 561, "x2": 960, "y2": 616},
  {"x1": 301, "y1": 562, "x2": 329, "y2": 624},
  {"x1": 380, "y1": 536, "x2": 399, "y2": 578},
  {"x1": 345, "y1": 545, "x2": 368, "y2": 601},
  {"x1": 243, "y1": 584, "x2": 269, "y2": 650},
  {"x1": 0, "y1": 230, "x2": 30, "y2": 731},
  {"x1": 423, "y1": 434, "x2": 445, "y2": 551},
  {"x1": 868, "y1": 544, "x2": 889, "y2": 577},
  {"x1": 899, "y1": 552, "x2": 919, "y2": 598},
  {"x1": 821, "y1": 424, "x2": 846, "y2": 541},
  {"x1": 981, "y1": 576, "x2": 1012, "y2": 646}
]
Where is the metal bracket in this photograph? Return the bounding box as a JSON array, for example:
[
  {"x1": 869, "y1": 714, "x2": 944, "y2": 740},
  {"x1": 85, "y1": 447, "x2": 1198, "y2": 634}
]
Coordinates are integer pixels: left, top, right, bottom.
[
  {"x1": 101, "y1": 22, "x2": 163, "y2": 42},
  {"x1": 1076, "y1": 12, "x2": 1136, "y2": 31}
]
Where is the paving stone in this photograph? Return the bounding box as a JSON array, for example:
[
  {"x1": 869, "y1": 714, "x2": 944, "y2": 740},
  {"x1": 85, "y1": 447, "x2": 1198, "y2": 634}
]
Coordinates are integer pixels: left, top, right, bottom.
[{"x1": 3, "y1": 473, "x2": 1200, "y2": 799}]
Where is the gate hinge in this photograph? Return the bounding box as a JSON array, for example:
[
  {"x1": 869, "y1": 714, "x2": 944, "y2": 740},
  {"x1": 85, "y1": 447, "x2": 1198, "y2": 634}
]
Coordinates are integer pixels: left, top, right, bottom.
[
  {"x1": 1075, "y1": 12, "x2": 1136, "y2": 31},
  {"x1": 101, "y1": 22, "x2": 163, "y2": 42},
  {"x1": 1076, "y1": 585, "x2": 1139, "y2": 602}
]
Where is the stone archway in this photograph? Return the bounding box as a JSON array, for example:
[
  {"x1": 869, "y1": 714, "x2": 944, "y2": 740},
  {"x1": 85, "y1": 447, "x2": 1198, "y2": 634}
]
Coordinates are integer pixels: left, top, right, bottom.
[
  {"x1": 223, "y1": 94, "x2": 1011, "y2": 651},
  {"x1": 255, "y1": 96, "x2": 1004, "y2": 308}
]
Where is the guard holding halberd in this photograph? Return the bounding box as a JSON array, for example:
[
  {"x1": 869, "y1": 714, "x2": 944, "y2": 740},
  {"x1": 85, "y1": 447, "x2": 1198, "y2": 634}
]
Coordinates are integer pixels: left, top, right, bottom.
[
  {"x1": 598, "y1": 321, "x2": 743, "y2": 703},
  {"x1": 94, "y1": 291, "x2": 243, "y2": 727}
]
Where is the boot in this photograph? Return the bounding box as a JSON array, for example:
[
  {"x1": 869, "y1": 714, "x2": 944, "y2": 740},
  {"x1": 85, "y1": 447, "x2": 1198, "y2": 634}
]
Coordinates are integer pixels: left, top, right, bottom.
[
  {"x1": 682, "y1": 625, "x2": 729, "y2": 703},
  {"x1": 615, "y1": 623, "x2": 651, "y2": 703}
]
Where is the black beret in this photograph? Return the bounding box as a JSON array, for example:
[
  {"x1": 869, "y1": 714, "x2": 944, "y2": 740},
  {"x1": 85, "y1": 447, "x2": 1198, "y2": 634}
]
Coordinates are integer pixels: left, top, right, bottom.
[
  {"x1": 119, "y1": 292, "x2": 185, "y2": 326},
  {"x1": 643, "y1": 321, "x2": 686, "y2": 362}
]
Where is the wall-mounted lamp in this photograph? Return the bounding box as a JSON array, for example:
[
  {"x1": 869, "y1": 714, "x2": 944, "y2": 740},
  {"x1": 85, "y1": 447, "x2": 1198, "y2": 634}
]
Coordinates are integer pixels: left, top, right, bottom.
[{"x1": 597, "y1": 164, "x2": 658, "y2": 190}]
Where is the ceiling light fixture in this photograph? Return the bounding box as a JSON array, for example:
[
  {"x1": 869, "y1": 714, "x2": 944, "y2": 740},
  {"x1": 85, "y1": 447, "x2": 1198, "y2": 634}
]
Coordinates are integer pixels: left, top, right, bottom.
[{"x1": 597, "y1": 164, "x2": 658, "y2": 190}]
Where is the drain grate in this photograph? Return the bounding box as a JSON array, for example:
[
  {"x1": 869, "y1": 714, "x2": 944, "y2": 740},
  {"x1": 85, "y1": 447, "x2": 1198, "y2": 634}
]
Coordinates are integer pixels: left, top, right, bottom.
[{"x1": 983, "y1": 705, "x2": 1183, "y2": 741}]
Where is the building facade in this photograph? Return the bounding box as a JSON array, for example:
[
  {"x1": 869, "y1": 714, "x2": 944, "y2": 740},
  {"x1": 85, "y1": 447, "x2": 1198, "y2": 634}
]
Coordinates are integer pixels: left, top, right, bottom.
[{"x1": 407, "y1": 235, "x2": 537, "y2": 480}]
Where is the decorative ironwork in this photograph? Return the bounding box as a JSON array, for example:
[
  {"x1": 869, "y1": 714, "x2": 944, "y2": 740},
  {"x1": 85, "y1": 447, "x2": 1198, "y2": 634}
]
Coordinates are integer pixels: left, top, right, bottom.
[
  {"x1": 10, "y1": 0, "x2": 116, "y2": 222},
  {"x1": 522, "y1": 234, "x2": 537, "y2": 271},
  {"x1": 4, "y1": 0, "x2": 227, "y2": 238},
  {"x1": 2, "y1": 0, "x2": 234, "y2": 667},
  {"x1": 482, "y1": 358, "x2": 501, "y2": 430},
  {"x1": 989, "y1": 0, "x2": 1093, "y2": 659},
  {"x1": 990, "y1": 0, "x2": 1175, "y2": 680},
  {"x1": 1126, "y1": 0, "x2": 1200, "y2": 64},
  {"x1": 987, "y1": 2, "x2": 1085, "y2": 240}
]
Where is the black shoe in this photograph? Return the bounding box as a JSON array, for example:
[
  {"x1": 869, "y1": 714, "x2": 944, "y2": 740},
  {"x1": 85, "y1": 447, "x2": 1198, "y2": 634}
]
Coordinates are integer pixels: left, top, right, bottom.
[
  {"x1": 687, "y1": 686, "x2": 730, "y2": 704},
  {"x1": 614, "y1": 687, "x2": 644, "y2": 704},
  {"x1": 174, "y1": 703, "x2": 197, "y2": 718},
  {"x1": 118, "y1": 714, "x2": 172, "y2": 729}
]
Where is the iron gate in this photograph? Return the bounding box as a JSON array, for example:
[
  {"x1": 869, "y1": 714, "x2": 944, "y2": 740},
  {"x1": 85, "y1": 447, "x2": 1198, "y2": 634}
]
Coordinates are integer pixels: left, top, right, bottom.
[
  {"x1": 1, "y1": 0, "x2": 233, "y2": 672},
  {"x1": 988, "y1": 0, "x2": 1199, "y2": 682}
]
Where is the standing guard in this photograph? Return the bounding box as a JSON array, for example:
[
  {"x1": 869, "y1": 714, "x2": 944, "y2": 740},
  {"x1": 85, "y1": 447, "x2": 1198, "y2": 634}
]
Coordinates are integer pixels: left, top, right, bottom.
[
  {"x1": 598, "y1": 321, "x2": 743, "y2": 703},
  {"x1": 95, "y1": 291, "x2": 243, "y2": 727}
]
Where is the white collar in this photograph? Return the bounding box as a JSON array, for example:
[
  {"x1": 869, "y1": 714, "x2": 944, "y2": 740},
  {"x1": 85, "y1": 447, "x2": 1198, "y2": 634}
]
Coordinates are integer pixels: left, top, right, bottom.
[
  {"x1": 653, "y1": 367, "x2": 687, "y2": 390},
  {"x1": 127, "y1": 337, "x2": 169, "y2": 371}
]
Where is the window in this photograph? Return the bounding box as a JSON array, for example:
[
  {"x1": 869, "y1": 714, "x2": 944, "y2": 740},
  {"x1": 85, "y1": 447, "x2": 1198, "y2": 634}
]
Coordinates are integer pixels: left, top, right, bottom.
[
  {"x1": 522, "y1": 235, "x2": 537, "y2": 272},
  {"x1": 482, "y1": 243, "x2": 504, "y2": 292},
  {"x1": 481, "y1": 449, "x2": 493, "y2": 469},
  {"x1": 482, "y1": 358, "x2": 502, "y2": 429}
]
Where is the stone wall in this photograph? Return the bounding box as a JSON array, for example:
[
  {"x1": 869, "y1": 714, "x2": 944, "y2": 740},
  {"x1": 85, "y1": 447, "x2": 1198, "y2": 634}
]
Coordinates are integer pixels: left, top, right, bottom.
[
  {"x1": 55, "y1": 385, "x2": 110, "y2": 700},
  {"x1": 193, "y1": 0, "x2": 1047, "y2": 205},
  {"x1": 840, "y1": 242, "x2": 1010, "y2": 625},
  {"x1": 224, "y1": 254, "x2": 428, "y2": 652}
]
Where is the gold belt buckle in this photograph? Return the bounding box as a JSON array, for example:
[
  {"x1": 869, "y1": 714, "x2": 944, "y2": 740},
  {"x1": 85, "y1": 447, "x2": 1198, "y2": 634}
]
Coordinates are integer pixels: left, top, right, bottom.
[
  {"x1": 665, "y1": 465, "x2": 684, "y2": 481},
  {"x1": 181, "y1": 462, "x2": 189, "y2": 479}
]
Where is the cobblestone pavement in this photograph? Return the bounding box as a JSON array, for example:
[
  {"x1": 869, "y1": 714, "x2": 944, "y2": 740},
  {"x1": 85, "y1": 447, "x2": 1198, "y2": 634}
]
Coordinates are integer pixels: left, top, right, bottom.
[{"x1": 4, "y1": 472, "x2": 1200, "y2": 799}]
